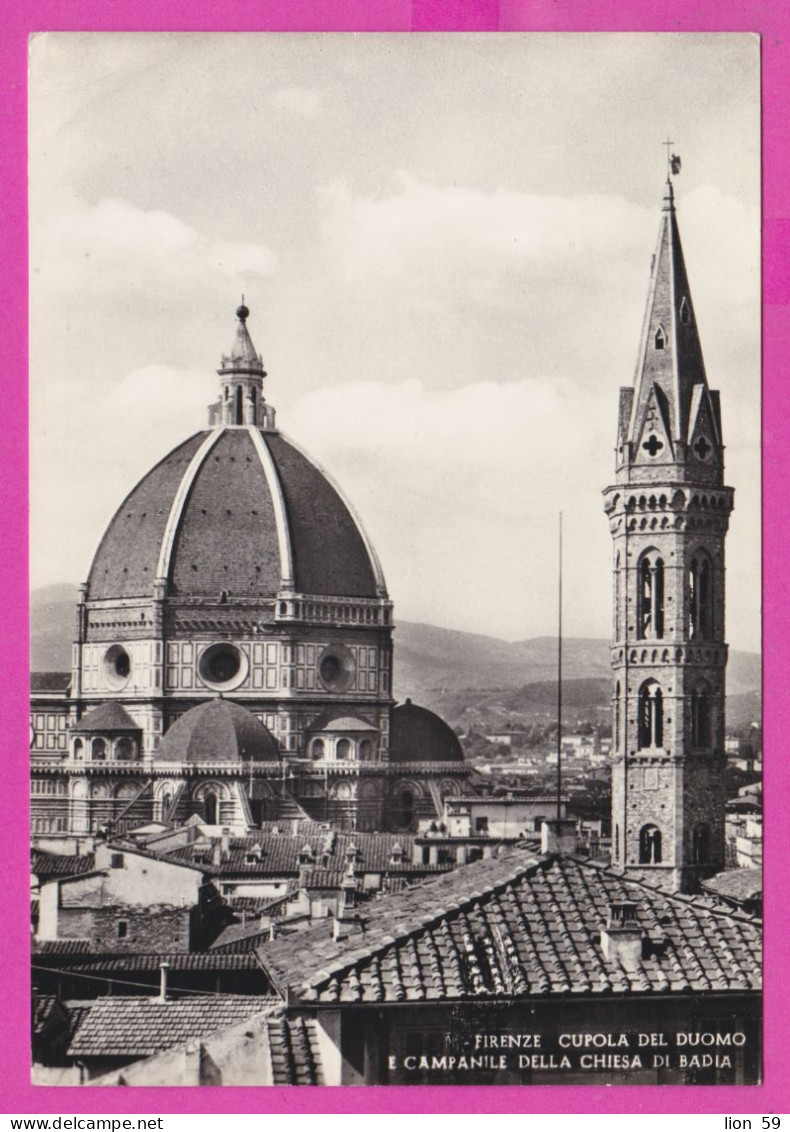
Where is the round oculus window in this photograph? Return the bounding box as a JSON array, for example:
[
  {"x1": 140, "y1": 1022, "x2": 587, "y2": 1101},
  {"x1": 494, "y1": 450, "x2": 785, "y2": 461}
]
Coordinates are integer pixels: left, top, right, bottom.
[
  {"x1": 103, "y1": 645, "x2": 131, "y2": 690},
  {"x1": 317, "y1": 644, "x2": 356, "y2": 693},
  {"x1": 198, "y1": 642, "x2": 248, "y2": 691}
]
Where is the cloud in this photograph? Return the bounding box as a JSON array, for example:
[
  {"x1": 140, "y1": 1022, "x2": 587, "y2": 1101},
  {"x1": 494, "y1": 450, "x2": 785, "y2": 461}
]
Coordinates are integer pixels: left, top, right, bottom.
[
  {"x1": 285, "y1": 377, "x2": 614, "y2": 639},
  {"x1": 31, "y1": 195, "x2": 278, "y2": 301},
  {"x1": 270, "y1": 85, "x2": 323, "y2": 117},
  {"x1": 319, "y1": 173, "x2": 652, "y2": 285}
]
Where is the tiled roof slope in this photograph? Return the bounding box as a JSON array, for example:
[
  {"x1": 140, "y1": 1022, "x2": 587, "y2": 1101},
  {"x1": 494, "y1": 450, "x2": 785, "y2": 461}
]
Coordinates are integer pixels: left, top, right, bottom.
[
  {"x1": 86, "y1": 427, "x2": 382, "y2": 604},
  {"x1": 31, "y1": 672, "x2": 71, "y2": 693},
  {"x1": 702, "y1": 868, "x2": 762, "y2": 904},
  {"x1": 156, "y1": 699, "x2": 281, "y2": 763},
  {"x1": 70, "y1": 702, "x2": 140, "y2": 734},
  {"x1": 257, "y1": 851, "x2": 762, "y2": 1004},
  {"x1": 87, "y1": 432, "x2": 207, "y2": 601},
  {"x1": 67, "y1": 995, "x2": 271, "y2": 1058},
  {"x1": 34, "y1": 953, "x2": 262, "y2": 974},
  {"x1": 32, "y1": 851, "x2": 95, "y2": 879},
  {"x1": 87, "y1": 1004, "x2": 324, "y2": 1086},
  {"x1": 168, "y1": 429, "x2": 282, "y2": 598},
  {"x1": 266, "y1": 433, "x2": 378, "y2": 598},
  {"x1": 168, "y1": 830, "x2": 423, "y2": 875}
]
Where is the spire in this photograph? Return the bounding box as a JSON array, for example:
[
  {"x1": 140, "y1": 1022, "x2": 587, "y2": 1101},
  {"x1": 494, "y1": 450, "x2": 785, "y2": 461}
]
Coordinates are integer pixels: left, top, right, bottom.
[{"x1": 617, "y1": 161, "x2": 723, "y2": 483}]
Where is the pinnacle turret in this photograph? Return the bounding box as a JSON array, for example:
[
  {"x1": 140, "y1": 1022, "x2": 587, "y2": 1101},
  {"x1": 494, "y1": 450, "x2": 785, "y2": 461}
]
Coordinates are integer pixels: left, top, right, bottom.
[{"x1": 208, "y1": 301, "x2": 276, "y2": 429}]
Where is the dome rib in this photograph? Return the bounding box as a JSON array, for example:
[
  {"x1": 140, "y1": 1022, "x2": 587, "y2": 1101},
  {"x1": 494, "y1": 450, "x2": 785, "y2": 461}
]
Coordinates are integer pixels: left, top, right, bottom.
[
  {"x1": 278, "y1": 431, "x2": 388, "y2": 598},
  {"x1": 246, "y1": 425, "x2": 294, "y2": 589},
  {"x1": 156, "y1": 428, "x2": 226, "y2": 583}
]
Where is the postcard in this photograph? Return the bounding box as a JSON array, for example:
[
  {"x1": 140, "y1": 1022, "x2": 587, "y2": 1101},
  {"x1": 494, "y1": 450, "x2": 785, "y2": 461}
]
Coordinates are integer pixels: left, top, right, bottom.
[{"x1": 12, "y1": 22, "x2": 780, "y2": 1115}]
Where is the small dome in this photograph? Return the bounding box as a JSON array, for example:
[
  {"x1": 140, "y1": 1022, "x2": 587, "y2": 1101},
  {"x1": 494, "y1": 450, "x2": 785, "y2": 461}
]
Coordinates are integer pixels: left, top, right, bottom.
[
  {"x1": 308, "y1": 712, "x2": 379, "y2": 734},
  {"x1": 389, "y1": 701, "x2": 465, "y2": 764},
  {"x1": 157, "y1": 699, "x2": 281, "y2": 764},
  {"x1": 70, "y1": 702, "x2": 141, "y2": 734}
]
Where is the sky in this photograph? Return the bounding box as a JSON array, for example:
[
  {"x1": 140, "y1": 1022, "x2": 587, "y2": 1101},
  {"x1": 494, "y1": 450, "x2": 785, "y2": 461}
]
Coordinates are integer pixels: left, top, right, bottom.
[{"x1": 28, "y1": 33, "x2": 761, "y2": 651}]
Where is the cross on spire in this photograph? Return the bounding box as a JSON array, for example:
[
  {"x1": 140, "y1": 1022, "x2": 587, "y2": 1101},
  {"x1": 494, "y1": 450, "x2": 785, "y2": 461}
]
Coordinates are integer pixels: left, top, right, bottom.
[{"x1": 663, "y1": 137, "x2": 674, "y2": 177}]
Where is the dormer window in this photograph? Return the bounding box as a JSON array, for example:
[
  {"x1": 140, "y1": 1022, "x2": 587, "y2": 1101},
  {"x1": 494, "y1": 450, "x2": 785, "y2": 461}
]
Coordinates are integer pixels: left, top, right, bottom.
[
  {"x1": 654, "y1": 327, "x2": 666, "y2": 350},
  {"x1": 680, "y1": 297, "x2": 691, "y2": 325}
]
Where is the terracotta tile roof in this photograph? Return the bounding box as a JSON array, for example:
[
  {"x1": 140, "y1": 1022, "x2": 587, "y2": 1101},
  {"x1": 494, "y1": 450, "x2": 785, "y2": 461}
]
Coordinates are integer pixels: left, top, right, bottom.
[
  {"x1": 31, "y1": 672, "x2": 71, "y2": 693},
  {"x1": 33, "y1": 940, "x2": 92, "y2": 956},
  {"x1": 263, "y1": 1009, "x2": 324, "y2": 1085},
  {"x1": 70, "y1": 702, "x2": 141, "y2": 733},
  {"x1": 59, "y1": 953, "x2": 264, "y2": 974},
  {"x1": 32, "y1": 994, "x2": 59, "y2": 1035},
  {"x1": 87, "y1": 1003, "x2": 324, "y2": 1086},
  {"x1": 256, "y1": 851, "x2": 762, "y2": 1004},
  {"x1": 209, "y1": 920, "x2": 272, "y2": 953},
  {"x1": 67, "y1": 995, "x2": 270, "y2": 1058},
  {"x1": 32, "y1": 851, "x2": 95, "y2": 879},
  {"x1": 169, "y1": 830, "x2": 421, "y2": 876},
  {"x1": 702, "y1": 869, "x2": 762, "y2": 904}
]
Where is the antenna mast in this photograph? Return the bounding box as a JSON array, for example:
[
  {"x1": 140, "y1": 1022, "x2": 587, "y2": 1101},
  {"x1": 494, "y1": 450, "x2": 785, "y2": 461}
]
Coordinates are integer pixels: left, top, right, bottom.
[{"x1": 556, "y1": 512, "x2": 563, "y2": 821}]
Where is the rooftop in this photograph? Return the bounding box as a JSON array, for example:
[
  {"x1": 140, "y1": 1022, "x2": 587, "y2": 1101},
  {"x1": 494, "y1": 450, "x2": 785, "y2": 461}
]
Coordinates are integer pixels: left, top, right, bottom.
[
  {"x1": 256, "y1": 849, "x2": 761, "y2": 1004},
  {"x1": 67, "y1": 995, "x2": 272, "y2": 1058}
]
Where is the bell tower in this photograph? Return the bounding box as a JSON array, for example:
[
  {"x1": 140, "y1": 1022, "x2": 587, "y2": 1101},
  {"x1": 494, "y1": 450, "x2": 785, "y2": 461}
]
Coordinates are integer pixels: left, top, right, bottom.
[{"x1": 603, "y1": 165, "x2": 734, "y2": 892}]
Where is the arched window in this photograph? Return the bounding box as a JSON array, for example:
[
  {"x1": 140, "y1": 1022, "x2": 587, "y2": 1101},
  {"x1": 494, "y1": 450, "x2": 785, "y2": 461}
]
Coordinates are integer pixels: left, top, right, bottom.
[
  {"x1": 336, "y1": 738, "x2": 352, "y2": 760},
  {"x1": 692, "y1": 823, "x2": 710, "y2": 864},
  {"x1": 115, "y1": 737, "x2": 133, "y2": 761},
  {"x1": 398, "y1": 789, "x2": 414, "y2": 829},
  {"x1": 73, "y1": 738, "x2": 83, "y2": 761},
  {"x1": 359, "y1": 739, "x2": 373, "y2": 761},
  {"x1": 638, "y1": 680, "x2": 663, "y2": 748},
  {"x1": 311, "y1": 738, "x2": 325, "y2": 761},
  {"x1": 91, "y1": 737, "x2": 106, "y2": 761},
  {"x1": 691, "y1": 683, "x2": 712, "y2": 747},
  {"x1": 689, "y1": 552, "x2": 713, "y2": 640},
  {"x1": 639, "y1": 824, "x2": 662, "y2": 864},
  {"x1": 204, "y1": 791, "x2": 218, "y2": 825},
  {"x1": 162, "y1": 792, "x2": 172, "y2": 820},
  {"x1": 234, "y1": 385, "x2": 243, "y2": 424},
  {"x1": 637, "y1": 551, "x2": 664, "y2": 639}
]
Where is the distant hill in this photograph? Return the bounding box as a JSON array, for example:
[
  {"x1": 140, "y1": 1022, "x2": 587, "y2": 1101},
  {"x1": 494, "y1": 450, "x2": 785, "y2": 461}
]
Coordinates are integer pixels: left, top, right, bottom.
[
  {"x1": 30, "y1": 586, "x2": 761, "y2": 729},
  {"x1": 30, "y1": 584, "x2": 77, "y2": 672}
]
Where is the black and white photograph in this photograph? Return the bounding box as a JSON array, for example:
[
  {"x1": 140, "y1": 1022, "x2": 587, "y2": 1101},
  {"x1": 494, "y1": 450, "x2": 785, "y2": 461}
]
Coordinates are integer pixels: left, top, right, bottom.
[{"x1": 29, "y1": 33, "x2": 762, "y2": 1087}]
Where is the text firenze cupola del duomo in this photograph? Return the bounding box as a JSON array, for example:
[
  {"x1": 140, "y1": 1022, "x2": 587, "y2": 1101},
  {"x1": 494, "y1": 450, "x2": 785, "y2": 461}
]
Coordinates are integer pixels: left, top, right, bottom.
[{"x1": 603, "y1": 170, "x2": 734, "y2": 892}]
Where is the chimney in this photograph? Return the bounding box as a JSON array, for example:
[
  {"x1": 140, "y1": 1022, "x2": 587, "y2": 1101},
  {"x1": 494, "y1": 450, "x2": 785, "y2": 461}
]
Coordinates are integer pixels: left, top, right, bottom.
[
  {"x1": 159, "y1": 961, "x2": 171, "y2": 1003},
  {"x1": 600, "y1": 902, "x2": 644, "y2": 967},
  {"x1": 333, "y1": 876, "x2": 364, "y2": 941},
  {"x1": 220, "y1": 827, "x2": 231, "y2": 855},
  {"x1": 540, "y1": 818, "x2": 577, "y2": 855}
]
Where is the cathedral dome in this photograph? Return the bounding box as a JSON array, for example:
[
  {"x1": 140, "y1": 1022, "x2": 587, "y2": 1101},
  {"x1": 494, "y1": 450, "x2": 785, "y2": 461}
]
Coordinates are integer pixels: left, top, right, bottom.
[
  {"x1": 85, "y1": 305, "x2": 386, "y2": 606},
  {"x1": 156, "y1": 699, "x2": 280, "y2": 763},
  {"x1": 389, "y1": 701, "x2": 465, "y2": 764},
  {"x1": 86, "y1": 427, "x2": 386, "y2": 603}
]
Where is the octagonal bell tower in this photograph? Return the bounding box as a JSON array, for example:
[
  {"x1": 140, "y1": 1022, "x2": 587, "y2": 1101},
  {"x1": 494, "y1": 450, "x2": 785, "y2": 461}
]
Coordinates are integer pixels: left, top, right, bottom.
[{"x1": 603, "y1": 171, "x2": 734, "y2": 892}]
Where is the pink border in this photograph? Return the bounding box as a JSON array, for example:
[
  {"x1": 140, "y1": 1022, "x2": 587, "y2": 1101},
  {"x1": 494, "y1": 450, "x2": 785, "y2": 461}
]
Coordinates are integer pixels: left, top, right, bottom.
[{"x1": 3, "y1": 0, "x2": 787, "y2": 1116}]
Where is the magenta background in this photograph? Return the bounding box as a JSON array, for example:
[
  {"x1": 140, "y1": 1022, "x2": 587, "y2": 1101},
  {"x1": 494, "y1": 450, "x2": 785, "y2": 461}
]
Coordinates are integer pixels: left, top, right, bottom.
[{"x1": 2, "y1": 0, "x2": 786, "y2": 1116}]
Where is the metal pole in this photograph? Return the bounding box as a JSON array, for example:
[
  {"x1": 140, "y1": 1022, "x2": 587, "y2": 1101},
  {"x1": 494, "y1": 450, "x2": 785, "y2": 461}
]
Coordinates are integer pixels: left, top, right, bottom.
[{"x1": 557, "y1": 512, "x2": 563, "y2": 821}]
